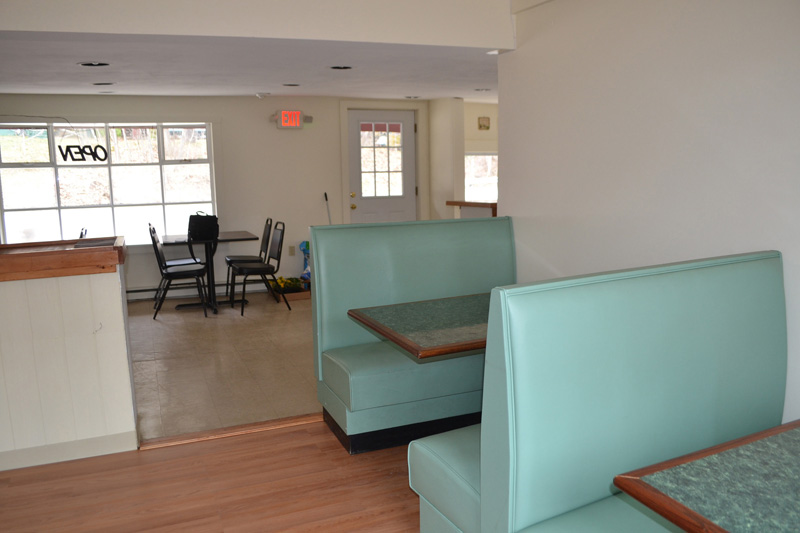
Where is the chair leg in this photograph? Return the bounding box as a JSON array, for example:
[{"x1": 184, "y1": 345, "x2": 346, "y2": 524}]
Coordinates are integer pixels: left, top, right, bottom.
[
  {"x1": 230, "y1": 269, "x2": 237, "y2": 308},
  {"x1": 195, "y1": 275, "x2": 208, "y2": 318},
  {"x1": 153, "y1": 279, "x2": 171, "y2": 319},
  {"x1": 224, "y1": 264, "x2": 231, "y2": 298},
  {"x1": 259, "y1": 274, "x2": 273, "y2": 300},
  {"x1": 262, "y1": 274, "x2": 280, "y2": 303},
  {"x1": 270, "y1": 274, "x2": 292, "y2": 311},
  {"x1": 154, "y1": 277, "x2": 166, "y2": 308},
  {"x1": 240, "y1": 274, "x2": 248, "y2": 316}
]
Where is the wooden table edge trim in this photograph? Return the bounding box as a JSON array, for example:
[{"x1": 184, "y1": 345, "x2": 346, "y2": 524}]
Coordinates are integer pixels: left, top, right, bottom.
[
  {"x1": 613, "y1": 475, "x2": 727, "y2": 532},
  {"x1": 614, "y1": 418, "x2": 800, "y2": 532},
  {"x1": 347, "y1": 308, "x2": 486, "y2": 360}
]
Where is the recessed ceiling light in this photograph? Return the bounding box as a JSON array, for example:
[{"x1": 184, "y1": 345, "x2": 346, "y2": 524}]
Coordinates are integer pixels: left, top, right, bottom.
[
  {"x1": 330, "y1": 66, "x2": 352, "y2": 70},
  {"x1": 78, "y1": 61, "x2": 110, "y2": 67},
  {"x1": 474, "y1": 88, "x2": 491, "y2": 92},
  {"x1": 93, "y1": 82, "x2": 115, "y2": 86},
  {"x1": 405, "y1": 96, "x2": 420, "y2": 99},
  {"x1": 283, "y1": 83, "x2": 300, "y2": 87},
  {"x1": 99, "y1": 91, "x2": 115, "y2": 94}
]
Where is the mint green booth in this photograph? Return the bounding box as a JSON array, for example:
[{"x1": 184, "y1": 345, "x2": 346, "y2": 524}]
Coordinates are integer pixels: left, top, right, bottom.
[
  {"x1": 310, "y1": 218, "x2": 516, "y2": 453},
  {"x1": 409, "y1": 251, "x2": 788, "y2": 531}
]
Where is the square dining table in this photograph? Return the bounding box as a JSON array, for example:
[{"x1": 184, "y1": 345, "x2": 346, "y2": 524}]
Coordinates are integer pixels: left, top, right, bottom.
[
  {"x1": 347, "y1": 292, "x2": 491, "y2": 360},
  {"x1": 614, "y1": 418, "x2": 800, "y2": 532},
  {"x1": 163, "y1": 230, "x2": 258, "y2": 312}
]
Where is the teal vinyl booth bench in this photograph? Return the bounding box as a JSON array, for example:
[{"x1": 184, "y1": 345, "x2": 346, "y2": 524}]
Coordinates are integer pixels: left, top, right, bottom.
[
  {"x1": 408, "y1": 251, "x2": 788, "y2": 532},
  {"x1": 310, "y1": 218, "x2": 516, "y2": 453}
]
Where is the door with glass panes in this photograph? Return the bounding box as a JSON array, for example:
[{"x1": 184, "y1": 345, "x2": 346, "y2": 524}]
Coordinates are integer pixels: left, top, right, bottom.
[{"x1": 348, "y1": 110, "x2": 416, "y2": 223}]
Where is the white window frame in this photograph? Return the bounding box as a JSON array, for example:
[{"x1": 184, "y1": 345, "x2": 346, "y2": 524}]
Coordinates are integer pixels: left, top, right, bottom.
[{"x1": 0, "y1": 122, "x2": 216, "y2": 245}]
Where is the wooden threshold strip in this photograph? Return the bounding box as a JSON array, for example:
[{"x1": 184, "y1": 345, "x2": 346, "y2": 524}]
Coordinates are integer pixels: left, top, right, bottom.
[{"x1": 139, "y1": 412, "x2": 323, "y2": 450}]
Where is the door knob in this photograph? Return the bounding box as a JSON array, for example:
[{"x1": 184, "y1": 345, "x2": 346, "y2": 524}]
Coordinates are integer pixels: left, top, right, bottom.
[
  {"x1": 350, "y1": 192, "x2": 356, "y2": 198},
  {"x1": 351, "y1": 204, "x2": 357, "y2": 210}
]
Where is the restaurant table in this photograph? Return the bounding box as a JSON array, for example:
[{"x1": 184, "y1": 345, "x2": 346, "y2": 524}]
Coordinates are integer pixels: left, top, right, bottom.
[
  {"x1": 163, "y1": 230, "x2": 258, "y2": 312},
  {"x1": 347, "y1": 292, "x2": 490, "y2": 360},
  {"x1": 614, "y1": 419, "x2": 800, "y2": 532}
]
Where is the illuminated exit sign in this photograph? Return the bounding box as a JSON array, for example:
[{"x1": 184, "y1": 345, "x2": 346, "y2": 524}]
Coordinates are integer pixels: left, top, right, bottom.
[
  {"x1": 280, "y1": 110, "x2": 303, "y2": 128},
  {"x1": 271, "y1": 110, "x2": 312, "y2": 129}
]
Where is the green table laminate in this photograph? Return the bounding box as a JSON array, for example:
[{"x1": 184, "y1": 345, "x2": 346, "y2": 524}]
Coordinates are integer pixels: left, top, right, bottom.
[
  {"x1": 347, "y1": 293, "x2": 490, "y2": 360},
  {"x1": 615, "y1": 420, "x2": 800, "y2": 532}
]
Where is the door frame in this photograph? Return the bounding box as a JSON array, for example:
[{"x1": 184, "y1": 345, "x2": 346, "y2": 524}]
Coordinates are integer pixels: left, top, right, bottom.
[{"x1": 339, "y1": 99, "x2": 430, "y2": 224}]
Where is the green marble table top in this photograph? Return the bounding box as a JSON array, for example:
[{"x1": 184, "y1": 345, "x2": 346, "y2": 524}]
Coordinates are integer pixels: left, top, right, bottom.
[
  {"x1": 348, "y1": 293, "x2": 490, "y2": 360},
  {"x1": 644, "y1": 426, "x2": 800, "y2": 532}
]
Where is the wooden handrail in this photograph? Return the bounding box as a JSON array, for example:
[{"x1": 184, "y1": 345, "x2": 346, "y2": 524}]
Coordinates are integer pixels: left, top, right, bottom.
[{"x1": 446, "y1": 201, "x2": 498, "y2": 217}]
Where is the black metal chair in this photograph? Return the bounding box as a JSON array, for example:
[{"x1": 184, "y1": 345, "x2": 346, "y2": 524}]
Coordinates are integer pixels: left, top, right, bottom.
[
  {"x1": 148, "y1": 226, "x2": 202, "y2": 306},
  {"x1": 230, "y1": 221, "x2": 291, "y2": 314},
  {"x1": 224, "y1": 217, "x2": 272, "y2": 297},
  {"x1": 149, "y1": 224, "x2": 209, "y2": 319}
]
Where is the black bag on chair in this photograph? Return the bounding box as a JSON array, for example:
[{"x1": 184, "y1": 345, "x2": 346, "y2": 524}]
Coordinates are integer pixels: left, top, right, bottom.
[{"x1": 187, "y1": 211, "x2": 219, "y2": 262}]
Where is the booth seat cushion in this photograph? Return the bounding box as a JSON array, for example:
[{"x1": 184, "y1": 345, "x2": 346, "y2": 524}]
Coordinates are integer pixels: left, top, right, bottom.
[
  {"x1": 322, "y1": 341, "x2": 485, "y2": 411},
  {"x1": 520, "y1": 493, "x2": 681, "y2": 532},
  {"x1": 408, "y1": 424, "x2": 482, "y2": 533}
]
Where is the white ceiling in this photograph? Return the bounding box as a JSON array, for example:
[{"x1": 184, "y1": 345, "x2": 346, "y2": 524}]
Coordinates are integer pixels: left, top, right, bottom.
[{"x1": 0, "y1": 31, "x2": 499, "y2": 103}]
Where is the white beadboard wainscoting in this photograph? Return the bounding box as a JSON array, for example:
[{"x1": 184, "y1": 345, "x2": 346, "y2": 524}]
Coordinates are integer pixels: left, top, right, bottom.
[{"x1": 0, "y1": 270, "x2": 137, "y2": 470}]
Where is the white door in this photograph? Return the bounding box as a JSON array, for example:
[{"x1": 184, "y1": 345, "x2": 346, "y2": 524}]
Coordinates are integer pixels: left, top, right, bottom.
[{"x1": 348, "y1": 110, "x2": 416, "y2": 223}]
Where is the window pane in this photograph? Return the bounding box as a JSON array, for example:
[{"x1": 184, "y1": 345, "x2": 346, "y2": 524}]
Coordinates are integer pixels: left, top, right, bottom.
[
  {"x1": 111, "y1": 126, "x2": 158, "y2": 164},
  {"x1": 111, "y1": 165, "x2": 162, "y2": 204},
  {"x1": 165, "y1": 203, "x2": 213, "y2": 236},
  {"x1": 374, "y1": 147, "x2": 389, "y2": 172},
  {"x1": 374, "y1": 126, "x2": 388, "y2": 147},
  {"x1": 58, "y1": 167, "x2": 110, "y2": 206},
  {"x1": 0, "y1": 128, "x2": 50, "y2": 163},
  {"x1": 388, "y1": 123, "x2": 402, "y2": 147},
  {"x1": 389, "y1": 173, "x2": 403, "y2": 197},
  {"x1": 61, "y1": 207, "x2": 114, "y2": 239},
  {"x1": 361, "y1": 173, "x2": 375, "y2": 197},
  {"x1": 4, "y1": 210, "x2": 61, "y2": 243},
  {"x1": 388, "y1": 148, "x2": 402, "y2": 172},
  {"x1": 361, "y1": 147, "x2": 374, "y2": 172},
  {"x1": 114, "y1": 205, "x2": 166, "y2": 245},
  {"x1": 54, "y1": 125, "x2": 108, "y2": 166},
  {"x1": 375, "y1": 172, "x2": 389, "y2": 196},
  {"x1": 465, "y1": 154, "x2": 499, "y2": 203},
  {"x1": 163, "y1": 127, "x2": 208, "y2": 160},
  {"x1": 163, "y1": 164, "x2": 211, "y2": 203},
  {"x1": 360, "y1": 130, "x2": 374, "y2": 146},
  {"x1": 0, "y1": 168, "x2": 57, "y2": 209}
]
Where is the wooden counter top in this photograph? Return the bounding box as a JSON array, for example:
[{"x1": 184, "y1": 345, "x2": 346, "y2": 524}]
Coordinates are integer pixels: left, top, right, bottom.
[{"x1": 0, "y1": 236, "x2": 126, "y2": 282}]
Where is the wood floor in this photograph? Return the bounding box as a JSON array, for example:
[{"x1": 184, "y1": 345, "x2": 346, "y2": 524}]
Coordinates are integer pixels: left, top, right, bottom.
[{"x1": 0, "y1": 418, "x2": 420, "y2": 532}]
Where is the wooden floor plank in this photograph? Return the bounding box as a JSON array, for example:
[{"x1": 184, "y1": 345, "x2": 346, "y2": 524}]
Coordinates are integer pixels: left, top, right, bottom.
[{"x1": 0, "y1": 421, "x2": 420, "y2": 532}]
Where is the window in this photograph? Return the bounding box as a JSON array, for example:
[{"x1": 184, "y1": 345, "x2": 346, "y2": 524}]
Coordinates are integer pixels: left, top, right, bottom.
[
  {"x1": 464, "y1": 153, "x2": 498, "y2": 203},
  {"x1": 360, "y1": 121, "x2": 404, "y2": 197},
  {"x1": 0, "y1": 123, "x2": 214, "y2": 245}
]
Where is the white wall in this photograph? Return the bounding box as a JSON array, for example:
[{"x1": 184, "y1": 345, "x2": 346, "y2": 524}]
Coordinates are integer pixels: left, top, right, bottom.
[
  {"x1": 0, "y1": 0, "x2": 515, "y2": 50},
  {"x1": 0, "y1": 93, "x2": 435, "y2": 294},
  {"x1": 465, "y1": 102, "x2": 499, "y2": 153},
  {"x1": 430, "y1": 98, "x2": 466, "y2": 219},
  {"x1": 499, "y1": 0, "x2": 800, "y2": 422}
]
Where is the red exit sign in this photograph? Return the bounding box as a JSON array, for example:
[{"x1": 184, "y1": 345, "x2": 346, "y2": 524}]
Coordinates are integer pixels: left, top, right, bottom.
[{"x1": 278, "y1": 110, "x2": 303, "y2": 129}]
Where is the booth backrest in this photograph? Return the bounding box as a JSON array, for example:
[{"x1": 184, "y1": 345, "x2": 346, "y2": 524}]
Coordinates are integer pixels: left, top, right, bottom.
[
  {"x1": 480, "y1": 251, "x2": 787, "y2": 531},
  {"x1": 310, "y1": 217, "x2": 516, "y2": 380}
]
